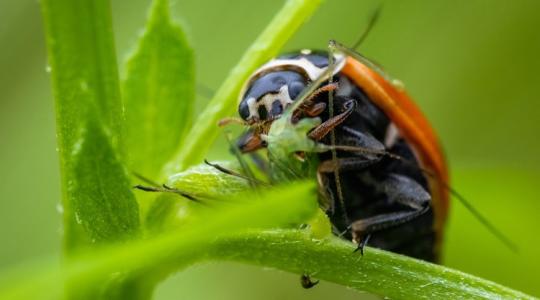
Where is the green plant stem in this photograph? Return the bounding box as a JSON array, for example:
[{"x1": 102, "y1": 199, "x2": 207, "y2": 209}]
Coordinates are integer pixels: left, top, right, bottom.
[
  {"x1": 0, "y1": 169, "x2": 534, "y2": 299},
  {"x1": 210, "y1": 230, "x2": 534, "y2": 300},
  {"x1": 5, "y1": 228, "x2": 533, "y2": 299},
  {"x1": 41, "y1": 0, "x2": 125, "y2": 250},
  {"x1": 0, "y1": 183, "x2": 318, "y2": 299},
  {"x1": 163, "y1": 0, "x2": 323, "y2": 175},
  {"x1": 41, "y1": 0, "x2": 141, "y2": 298}
]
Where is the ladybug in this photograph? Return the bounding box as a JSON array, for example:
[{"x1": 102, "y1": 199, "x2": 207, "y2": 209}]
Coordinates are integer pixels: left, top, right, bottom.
[{"x1": 232, "y1": 45, "x2": 449, "y2": 262}]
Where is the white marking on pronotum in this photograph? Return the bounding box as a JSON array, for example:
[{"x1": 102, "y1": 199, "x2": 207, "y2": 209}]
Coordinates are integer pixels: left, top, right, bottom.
[
  {"x1": 246, "y1": 97, "x2": 258, "y2": 120},
  {"x1": 246, "y1": 85, "x2": 293, "y2": 121},
  {"x1": 238, "y1": 52, "x2": 346, "y2": 105},
  {"x1": 259, "y1": 57, "x2": 325, "y2": 81}
]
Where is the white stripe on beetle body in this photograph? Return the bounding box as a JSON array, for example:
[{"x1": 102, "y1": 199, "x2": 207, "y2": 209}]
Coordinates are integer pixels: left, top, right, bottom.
[
  {"x1": 238, "y1": 52, "x2": 346, "y2": 106},
  {"x1": 246, "y1": 85, "x2": 294, "y2": 121},
  {"x1": 384, "y1": 123, "x2": 400, "y2": 148}
]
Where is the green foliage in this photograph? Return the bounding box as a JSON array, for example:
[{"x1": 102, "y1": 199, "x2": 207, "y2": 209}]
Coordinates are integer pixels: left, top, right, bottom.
[
  {"x1": 41, "y1": 0, "x2": 142, "y2": 296},
  {"x1": 72, "y1": 119, "x2": 140, "y2": 243},
  {"x1": 41, "y1": 0, "x2": 143, "y2": 297},
  {"x1": 266, "y1": 116, "x2": 322, "y2": 182},
  {"x1": 1, "y1": 173, "x2": 533, "y2": 299},
  {"x1": 123, "y1": 0, "x2": 195, "y2": 179},
  {"x1": 23, "y1": 0, "x2": 536, "y2": 298},
  {"x1": 267, "y1": 116, "x2": 323, "y2": 157},
  {"x1": 0, "y1": 181, "x2": 318, "y2": 299}
]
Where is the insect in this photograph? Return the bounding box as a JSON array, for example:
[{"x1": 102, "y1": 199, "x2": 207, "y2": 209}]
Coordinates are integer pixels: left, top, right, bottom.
[
  {"x1": 133, "y1": 10, "x2": 517, "y2": 291},
  {"x1": 227, "y1": 43, "x2": 449, "y2": 263},
  {"x1": 300, "y1": 273, "x2": 319, "y2": 289}
]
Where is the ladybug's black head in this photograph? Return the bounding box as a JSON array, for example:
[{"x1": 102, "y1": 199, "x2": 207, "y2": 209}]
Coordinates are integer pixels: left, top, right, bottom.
[
  {"x1": 238, "y1": 50, "x2": 334, "y2": 123},
  {"x1": 238, "y1": 71, "x2": 306, "y2": 121}
]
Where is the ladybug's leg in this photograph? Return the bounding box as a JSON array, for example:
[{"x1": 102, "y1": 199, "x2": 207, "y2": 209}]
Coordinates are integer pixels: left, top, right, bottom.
[
  {"x1": 304, "y1": 102, "x2": 327, "y2": 117},
  {"x1": 353, "y1": 234, "x2": 371, "y2": 256},
  {"x1": 317, "y1": 126, "x2": 387, "y2": 171},
  {"x1": 318, "y1": 157, "x2": 379, "y2": 173},
  {"x1": 316, "y1": 125, "x2": 386, "y2": 212},
  {"x1": 350, "y1": 173, "x2": 431, "y2": 250},
  {"x1": 237, "y1": 129, "x2": 266, "y2": 153},
  {"x1": 308, "y1": 99, "x2": 356, "y2": 141},
  {"x1": 316, "y1": 156, "x2": 382, "y2": 214},
  {"x1": 293, "y1": 83, "x2": 338, "y2": 120},
  {"x1": 297, "y1": 83, "x2": 339, "y2": 110}
]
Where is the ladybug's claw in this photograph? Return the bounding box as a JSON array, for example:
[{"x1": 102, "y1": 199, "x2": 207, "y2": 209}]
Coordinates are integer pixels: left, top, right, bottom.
[
  {"x1": 353, "y1": 234, "x2": 372, "y2": 256},
  {"x1": 300, "y1": 274, "x2": 320, "y2": 289}
]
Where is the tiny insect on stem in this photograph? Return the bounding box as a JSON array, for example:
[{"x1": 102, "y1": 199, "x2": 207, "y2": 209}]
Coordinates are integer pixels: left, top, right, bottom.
[{"x1": 300, "y1": 274, "x2": 320, "y2": 289}]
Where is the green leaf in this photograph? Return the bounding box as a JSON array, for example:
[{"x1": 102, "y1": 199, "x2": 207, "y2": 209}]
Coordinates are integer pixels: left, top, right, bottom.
[
  {"x1": 0, "y1": 182, "x2": 318, "y2": 299},
  {"x1": 71, "y1": 119, "x2": 140, "y2": 243},
  {"x1": 41, "y1": 0, "x2": 126, "y2": 250},
  {"x1": 123, "y1": 0, "x2": 194, "y2": 179},
  {"x1": 163, "y1": 0, "x2": 324, "y2": 175}
]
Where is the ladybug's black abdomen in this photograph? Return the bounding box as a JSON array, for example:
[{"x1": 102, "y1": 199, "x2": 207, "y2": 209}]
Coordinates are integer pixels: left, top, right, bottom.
[{"x1": 318, "y1": 75, "x2": 437, "y2": 262}]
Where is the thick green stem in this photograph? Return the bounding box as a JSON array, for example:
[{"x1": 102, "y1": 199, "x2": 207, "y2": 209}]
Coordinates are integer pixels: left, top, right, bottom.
[
  {"x1": 41, "y1": 0, "x2": 141, "y2": 298},
  {"x1": 41, "y1": 0, "x2": 126, "y2": 251}
]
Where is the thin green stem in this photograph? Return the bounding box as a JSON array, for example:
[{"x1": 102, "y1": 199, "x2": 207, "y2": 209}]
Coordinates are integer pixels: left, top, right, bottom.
[{"x1": 211, "y1": 230, "x2": 535, "y2": 300}]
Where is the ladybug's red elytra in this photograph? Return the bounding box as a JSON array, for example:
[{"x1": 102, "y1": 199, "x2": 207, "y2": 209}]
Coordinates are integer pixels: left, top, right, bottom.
[{"x1": 235, "y1": 47, "x2": 449, "y2": 262}]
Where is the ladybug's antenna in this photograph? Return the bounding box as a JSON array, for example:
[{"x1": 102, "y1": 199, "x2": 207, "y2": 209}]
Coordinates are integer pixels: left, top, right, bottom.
[
  {"x1": 218, "y1": 117, "x2": 249, "y2": 127},
  {"x1": 224, "y1": 131, "x2": 260, "y2": 189},
  {"x1": 331, "y1": 144, "x2": 519, "y2": 253},
  {"x1": 351, "y1": 4, "x2": 383, "y2": 50},
  {"x1": 408, "y1": 162, "x2": 518, "y2": 253},
  {"x1": 433, "y1": 176, "x2": 519, "y2": 253},
  {"x1": 131, "y1": 172, "x2": 201, "y2": 202},
  {"x1": 330, "y1": 40, "x2": 392, "y2": 84}
]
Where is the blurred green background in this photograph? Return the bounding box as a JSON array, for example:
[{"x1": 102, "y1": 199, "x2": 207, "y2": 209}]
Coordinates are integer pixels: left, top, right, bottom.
[{"x1": 1, "y1": 0, "x2": 539, "y2": 298}]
